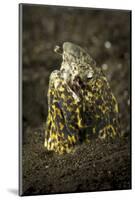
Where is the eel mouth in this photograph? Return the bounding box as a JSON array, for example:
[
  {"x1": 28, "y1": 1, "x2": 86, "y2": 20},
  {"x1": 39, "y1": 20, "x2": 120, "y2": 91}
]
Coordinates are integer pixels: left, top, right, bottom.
[{"x1": 54, "y1": 45, "x2": 63, "y2": 55}]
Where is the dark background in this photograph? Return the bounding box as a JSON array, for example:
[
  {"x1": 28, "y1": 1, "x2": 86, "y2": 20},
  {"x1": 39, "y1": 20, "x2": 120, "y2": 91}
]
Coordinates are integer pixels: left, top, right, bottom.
[{"x1": 21, "y1": 4, "x2": 131, "y2": 195}]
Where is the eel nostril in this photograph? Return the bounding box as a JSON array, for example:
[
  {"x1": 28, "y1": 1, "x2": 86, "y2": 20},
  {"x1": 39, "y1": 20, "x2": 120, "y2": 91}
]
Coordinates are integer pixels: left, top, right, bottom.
[{"x1": 54, "y1": 45, "x2": 63, "y2": 55}]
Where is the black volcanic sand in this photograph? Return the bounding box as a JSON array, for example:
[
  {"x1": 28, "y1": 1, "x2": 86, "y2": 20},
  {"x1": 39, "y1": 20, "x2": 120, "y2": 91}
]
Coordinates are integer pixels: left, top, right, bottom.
[
  {"x1": 22, "y1": 130, "x2": 131, "y2": 195},
  {"x1": 21, "y1": 5, "x2": 131, "y2": 195}
]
